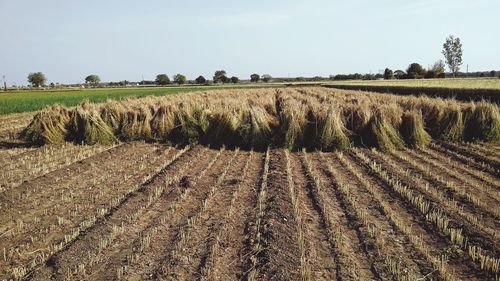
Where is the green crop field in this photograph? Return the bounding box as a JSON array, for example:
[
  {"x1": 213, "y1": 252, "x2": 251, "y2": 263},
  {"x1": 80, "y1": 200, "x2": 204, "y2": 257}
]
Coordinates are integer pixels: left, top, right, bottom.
[
  {"x1": 326, "y1": 78, "x2": 500, "y2": 89},
  {"x1": 0, "y1": 84, "x2": 282, "y2": 115}
]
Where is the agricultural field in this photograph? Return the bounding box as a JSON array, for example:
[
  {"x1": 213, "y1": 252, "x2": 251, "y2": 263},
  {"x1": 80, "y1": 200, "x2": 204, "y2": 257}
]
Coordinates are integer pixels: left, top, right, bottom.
[
  {"x1": 0, "y1": 84, "x2": 283, "y2": 116},
  {"x1": 325, "y1": 78, "x2": 500, "y2": 103},
  {"x1": 0, "y1": 88, "x2": 499, "y2": 280},
  {"x1": 326, "y1": 78, "x2": 500, "y2": 90}
]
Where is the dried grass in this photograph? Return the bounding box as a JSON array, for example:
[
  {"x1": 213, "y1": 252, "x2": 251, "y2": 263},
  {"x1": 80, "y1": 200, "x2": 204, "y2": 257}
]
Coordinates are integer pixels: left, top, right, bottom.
[
  {"x1": 400, "y1": 111, "x2": 431, "y2": 148},
  {"x1": 20, "y1": 105, "x2": 70, "y2": 144},
  {"x1": 20, "y1": 87, "x2": 500, "y2": 150}
]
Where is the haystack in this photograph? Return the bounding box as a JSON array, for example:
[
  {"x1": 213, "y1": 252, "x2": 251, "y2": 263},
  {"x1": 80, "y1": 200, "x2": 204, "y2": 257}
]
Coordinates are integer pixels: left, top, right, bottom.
[
  {"x1": 120, "y1": 106, "x2": 153, "y2": 141},
  {"x1": 150, "y1": 105, "x2": 176, "y2": 141},
  {"x1": 68, "y1": 106, "x2": 116, "y2": 145},
  {"x1": 20, "y1": 105, "x2": 70, "y2": 144},
  {"x1": 400, "y1": 111, "x2": 431, "y2": 148},
  {"x1": 464, "y1": 102, "x2": 500, "y2": 143},
  {"x1": 363, "y1": 108, "x2": 405, "y2": 150},
  {"x1": 316, "y1": 106, "x2": 350, "y2": 151}
]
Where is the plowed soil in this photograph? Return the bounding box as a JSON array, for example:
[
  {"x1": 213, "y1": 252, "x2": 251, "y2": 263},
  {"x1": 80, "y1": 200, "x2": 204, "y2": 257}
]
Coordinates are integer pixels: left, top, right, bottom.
[{"x1": 0, "y1": 140, "x2": 498, "y2": 280}]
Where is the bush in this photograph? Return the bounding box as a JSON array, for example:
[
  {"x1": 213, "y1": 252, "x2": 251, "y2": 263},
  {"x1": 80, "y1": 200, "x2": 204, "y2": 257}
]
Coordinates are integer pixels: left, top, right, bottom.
[{"x1": 406, "y1": 63, "x2": 426, "y2": 79}]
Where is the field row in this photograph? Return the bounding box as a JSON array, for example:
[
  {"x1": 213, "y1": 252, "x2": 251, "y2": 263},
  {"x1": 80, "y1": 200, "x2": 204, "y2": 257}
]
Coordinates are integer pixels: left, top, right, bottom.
[{"x1": 0, "y1": 141, "x2": 498, "y2": 280}]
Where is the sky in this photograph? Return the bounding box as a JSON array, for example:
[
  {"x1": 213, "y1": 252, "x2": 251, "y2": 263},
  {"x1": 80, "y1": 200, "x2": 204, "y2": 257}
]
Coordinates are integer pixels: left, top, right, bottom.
[{"x1": 1, "y1": 0, "x2": 499, "y2": 86}]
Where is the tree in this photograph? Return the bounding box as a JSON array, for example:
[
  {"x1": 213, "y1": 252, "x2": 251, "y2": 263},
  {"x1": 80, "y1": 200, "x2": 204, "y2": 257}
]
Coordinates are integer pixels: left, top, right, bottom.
[
  {"x1": 406, "y1": 63, "x2": 426, "y2": 79},
  {"x1": 195, "y1": 75, "x2": 207, "y2": 84},
  {"x1": 442, "y1": 35, "x2": 463, "y2": 78},
  {"x1": 28, "y1": 72, "x2": 46, "y2": 87},
  {"x1": 362, "y1": 74, "x2": 376, "y2": 80},
  {"x1": 250, "y1": 74, "x2": 260, "y2": 83},
  {"x1": 230, "y1": 76, "x2": 239, "y2": 83},
  {"x1": 262, "y1": 74, "x2": 272, "y2": 83},
  {"x1": 424, "y1": 70, "x2": 436, "y2": 79},
  {"x1": 173, "y1": 74, "x2": 186, "y2": 85},
  {"x1": 85, "y1": 74, "x2": 101, "y2": 86},
  {"x1": 383, "y1": 68, "x2": 394, "y2": 80},
  {"x1": 155, "y1": 74, "x2": 170, "y2": 85},
  {"x1": 490, "y1": 70, "x2": 497, "y2": 77},
  {"x1": 394, "y1": 70, "x2": 406, "y2": 79},
  {"x1": 213, "y1": 70, "x2": 227, "y2": 83},
  {"x1": 431, "y1": 60, "x2": 446, "y2": 78}
]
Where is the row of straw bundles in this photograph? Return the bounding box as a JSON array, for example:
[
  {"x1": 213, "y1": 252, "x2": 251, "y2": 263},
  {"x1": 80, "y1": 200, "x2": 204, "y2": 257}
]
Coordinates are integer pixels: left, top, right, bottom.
[
  {"x1": 308, "y1": 87, "x2": 500, "y2": 145},
  {"x1": 21, "y1": 88, "x2": 500, "y2": 150}
]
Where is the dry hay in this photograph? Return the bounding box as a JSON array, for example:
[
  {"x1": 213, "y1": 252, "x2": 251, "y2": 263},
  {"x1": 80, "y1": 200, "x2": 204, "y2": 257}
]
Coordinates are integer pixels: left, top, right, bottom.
[
  {"x1": 20, "y1": 87, "x2": 500, "y2": 150},
  {"x1": 20, "y1": 105, "x2": 70, "y2": 144}
]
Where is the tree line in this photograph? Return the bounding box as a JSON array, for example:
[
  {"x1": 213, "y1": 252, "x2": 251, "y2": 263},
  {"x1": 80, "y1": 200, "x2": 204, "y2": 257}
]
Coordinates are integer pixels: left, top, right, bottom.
[
  {"x1": 20, "y1": 35, "x2": 498, "y2": 88},
  {"x1": 24, "y1": 70, "x2": 274, "y2": 88},
  {"x1": 333, "y1": 35, "x2": 461, "y2": 81}
]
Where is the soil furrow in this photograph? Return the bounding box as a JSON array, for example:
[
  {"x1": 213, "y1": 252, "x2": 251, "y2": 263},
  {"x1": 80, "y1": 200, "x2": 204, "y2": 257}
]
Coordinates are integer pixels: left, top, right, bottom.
[
  {"x1": 245, "y1": 149, "x2": 303, "y2": 280},
  {"x1": 26, "y1": 146, "x2": 209, "y2": 281},
  {"x1": 352, "y1": 149, "x2": 495, "y2": 280},
  {"x1": 0, "y1": 143, "x2": 153, "y2": 231},
  {"x1": 162, "y1": 150, "x2": 249, "y2": 280},
  {"x1": 158, "y1": 149, "x2": 241, "y2": 280},
  {"x1": 420, "y1": 145, "x2": 500, "y2": 190},
  {"x1": 0, "y1": 143, "x2": 113, "y2": 192},
  {"x1": 108, "y1": 148, "x2": 232, "y2": 280},
  {"x1": 381, "y1": 150, "x2": 500, "y2": 240},
  {"x1": 435, "y1": 142, "x2": 500, "y2": 174},
  {"x1": 0, "y1": 144, "x2": 162, "y2": 248},
  {"x1": 305, "y1": 151, "x2": 378, "y2": 281},
  {"x1": 430, "y1": 142, "x2": 499, "y2": 177},
  {"x1": 2, "y1": 146, "x2": 187, "y2": 280},
  {"x1": 459, "y1": 143, "x2": 500, "y2": 163},
  {"x1": 367, "y1": 149, "x2": 500, "y2": 250},
  {"x1": 0, "y1": 148, "x2": 37, "y2": 165},
  {"x1": 330, "y1": 152, "x2": 435, "y2": 280},
  {"x1": 198, "y1": 150, "x2": 263, "y2": 280},
  {"x1": 196, "y1": 150, "x2": 258, "y2": 280},
  {"x1": 287, "y1": 151, "x2": 337, "y2": 280},
  {"x1": 404, "y1": 148, "x2": 500, "y2": 203},
  {"x1": 244, "y1": 147, "x2": 271, "y2": 281}
]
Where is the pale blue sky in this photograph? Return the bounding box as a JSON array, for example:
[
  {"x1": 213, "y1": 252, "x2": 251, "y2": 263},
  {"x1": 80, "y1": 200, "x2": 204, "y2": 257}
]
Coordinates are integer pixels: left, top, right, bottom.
[{"x1": 1, "y1": 0, "x2": 498, "y2": 85}]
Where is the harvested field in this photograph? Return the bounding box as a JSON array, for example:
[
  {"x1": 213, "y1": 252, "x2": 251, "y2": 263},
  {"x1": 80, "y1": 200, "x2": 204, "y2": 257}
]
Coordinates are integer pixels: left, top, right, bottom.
[
  {"x1": 0, "y1": 112, "x2": 36, "y2": 140},
  {"x1": 1, "y1": 88, "x2": 499, "y2": 280},
  {"x1": 0, "y1": 141, "x2": 498, "y2": 280}
]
